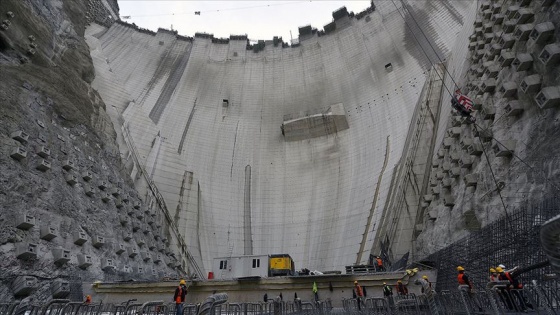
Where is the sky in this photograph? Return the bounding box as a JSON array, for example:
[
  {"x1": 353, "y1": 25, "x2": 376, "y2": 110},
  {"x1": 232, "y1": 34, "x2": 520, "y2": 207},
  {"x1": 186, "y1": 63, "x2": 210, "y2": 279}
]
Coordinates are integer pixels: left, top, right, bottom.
[{"x1": 117, "y1": 1, "x2": 371, "y2": 42}]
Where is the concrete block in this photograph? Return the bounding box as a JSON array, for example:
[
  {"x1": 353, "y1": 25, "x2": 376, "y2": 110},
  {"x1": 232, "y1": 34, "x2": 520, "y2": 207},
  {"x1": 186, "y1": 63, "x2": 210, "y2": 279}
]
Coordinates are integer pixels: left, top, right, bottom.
[
  {"x1": 512, "y1": 8, "x2": 533, "y2": 25},
  {"x1": 491, "y1": 13, "x2": 504, "y2": 24},
  {"x1": 92, "y1": 235, "x2": 105, "y2": 248},
  {"x1": 450, "y1": 151, "x2": 460, "y2": 163},
  {"x1": 62, "y1": 159, "x2": 75, "y2": 171},
  {"x1": 481, "y1": 106, "x2": 496, "y2": 120},
  {"x1": 119, "y1": 215, "x2": 129, "y2": 226},
  {"x1": 436, "y1": 171, "x2": 444, "y2": 180},
  {"x1": 12, "y1": 276, "x2": 36, "y2": 296},
  {"x1": 36, "y1": 159, "x2": 51, "y2": 172},
  {"x1": 137, "y1": 237, "x2": 146, "y2": 247},
  {"x1": 477, "y1": 128, "x2": 493, "y2": 142},
  {"x1": 467, "y1": 143, "x2": 483, "y2": 156},
  {"x1": 133, "y1": 201, "x2": 141, "y2": 209},
  {"x1": 73, "y1": 231, "x2": 88, "y2": 245},
  {"x1": 493, "y1": 140, "x2": 516, "y2": 157},
  {"x1": 513, "y1": 53, "x2": 533, "y2": 71},
  {"x1": 84, "y1": 184, "x2": 95, "y2": 197},
  {"x1": 432, "y1": 159, "x2": 440, "y2": 168},
  {"x1": 460, "y1": 138, "x2": 473, "y2": 150},
  {"x1": 122, "y1": 194, "x2": 130, "y2": 202},
  {"x1": 474, "y1": 18, "x2": 482, "y2": 28},
  {"x1": 134, "y1": 266, "x2": 144, "y2": 274},
  {"x1": 437, "y1": 149, "x2": 446, "y2": 158},
  {"x1": 442, "y1": 163, "x2": 451, "y2": 173},
  {"x1": 82, "y1": 170, "x2": 93, "y2": 181},
  {"x1": 77, "y1": 254, "x2": 93, "y2": 269},
  {"x1": 136, "y1": 211, "x2": 144, "y2": 220},
  {"x1": 98, "y1": 180, "x2": 108, "y2": 190},
  {"x1": 443, "y1": 194, "x2": 455, "y2": 207},
  {"x1": 499, "y1": 34, "x2": 516, "y2": 50},
  {"x1": 11, "y1": 130, "x2": 29, "y2": 144},
  {"x1": 16, "y1": 243, "x2": 38, "y2": 260},
  {"x1": 450, "y1": 127, "x2": 461, "y2": 138},
  {"x1": 141, "y1": 251, "x2": 151, "y2": 261},
  {"x1": 115, "y1": 197, "x2": 124, "y2": 208},
  {"x1": 132, "y1": 222, "x2": 141, "y2": 232},
  {"x1": 468, "y1": 42, "x2": 477, "y2": 51},
  {"x1": 443, "y1": 137, "x2": 453, "y2": 149},
  {"x1": 143, "y1": 224, "x2": 150, "y2": 234},
  {"x1": 127, "y1": 207, "x2": 135, "y2": 215},
  {"x1": 498, "y1": 51, "x2": 515, "y2": 67},
  {"x1": 123, "y1": 231, "x2": 133, "y2": 241},
  {"x1": 111, "y1": 187, "x2": 121, "y2": 197},
  {"x1": 52, "y1": 248, "x2": 71, "y2": 266},
  {"x1": 158, "y1": 244, "x2": 166, "y2": 253},
  {"x1": 505, "y1": 5, "x2": 519, "y2": 19},
  {"x1": 538, "y1": 43, "x2": 560, "y2": 67},
  {"x1": 153, "y1": 254, "x2": 163, "y2": 263},
  {"x1": 479, "y1": 78, "x2": 496, "y2": 93},
  {"x1": 535, "y1": 86, "x2": 560, "y2": 109},
  {"x1": 101, "y1": 192, "x2": 111, "y2": 202},
  {"x1": 503, "y1": 20, "x2": 516, "y2": 34},
  {"x1": 442, "y1": 178, "x2": 451, "y2": 188},
  {"x1": 10, "y1": 146, "x2": 27, "y2": 161},
  {"x1": 51, "y1": 279, "x2": 70, "y2": 298},
  {"x1": 459, "y1": 155, "x2": 473, "y2": 169},
  {"x1": 484, "y1": 32, "x2": 494, "y2": 44},
  {"x1": 115, "y1": 243, "x2": 126, "y2": 255},
  {"x1": 484, "y1": 65, "x2": 500, "y2": 78},
  {"x1": 36, "y1": 146, "x2": 50, "y2": 158},
  {"x1": 148, "y1": 241, "x2": 156, "y2": 250},
  {"x1": 499, "y1": 81, "x2": 517, "y2": 97},
  {"x1": 16, "y1": 213, "x2": 35, "y2": 230},
  {"x1": 101, "y1": 258, "x2": 116, "y2": 271},
  {"x1": 520, "y1": 74, "x2": 542, "y2": 94},
  {"x1": 464, "y1": 173, "x2": 478, "y2": 187},
  {"x1": 541, "y1": 0, "x2": 555, "y2": 6},
  {"x1": 127, "y1": 247, "x2": 138, "y2": 258},
  {"x1": 432, "y1": 186, "x2": 440, "y2": 196},
  {"x1": 491, "y1": 3, "x2": 502, "y2": 13},
  {"x1": 530, "y1": 22, "x2": 555, "y2": 45},
  {"x1": 482, "y1": 10, "x2": 492, "y2": 21},
  {"x1": 488, "y1": 43, "x2": 501, "y2": 58},
  {"x1": 65, "y1": 173, "x2": 77, "y2": 186},
  {"x1": 505, "y1": 100, "x2": 524, "y2": 116},
  {"x1": 450, "y1": 167, "x2": 461, "y2": 178},
  {"x1": 40, "y1": 225, "x2": 58, "y2": 241}
]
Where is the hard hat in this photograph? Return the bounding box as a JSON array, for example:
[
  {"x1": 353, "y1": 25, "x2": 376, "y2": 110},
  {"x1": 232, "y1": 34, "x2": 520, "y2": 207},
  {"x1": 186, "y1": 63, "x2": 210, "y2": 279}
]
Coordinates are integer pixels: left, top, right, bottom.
[
  {"x1": 498, "y1": 264, "x2": 506, "y2": 269},
  {"x1": 86, "y1": 295, "x2": 91, "y2": 298},
  {"x1": 354, "y1": 280, "x2": 358, "y2": 284},
  {"x1": 495, "y1": 267, "x2": 504, "y2": 273},
  {"x1": 457, "y1": 266, "x2": 465, "y2": 271},
  {"x1": 383, "y1": 282, "x2": 387, "y2": 285},
  {"x1": 180, "y1": 279, "x2": 186, "y2": 285},
  {"x1": 422, "y1": 275, "x2": 428, "y2": 279},
  {"x1": 376, "y1": 256, "x2": 380, "y2": 258},
  {"x1": 489, "y1": 268, "x2": 496, "y2": 273},
  {"x1": 397, "y1": 280, "x2": 402, "y2": 283}
]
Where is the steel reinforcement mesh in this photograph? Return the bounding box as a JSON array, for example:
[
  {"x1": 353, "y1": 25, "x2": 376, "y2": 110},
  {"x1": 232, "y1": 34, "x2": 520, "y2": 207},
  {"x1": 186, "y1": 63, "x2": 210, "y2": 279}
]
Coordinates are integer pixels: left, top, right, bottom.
[{"x1": 421, "y1": 197, "x2": 559, "y2": 292}]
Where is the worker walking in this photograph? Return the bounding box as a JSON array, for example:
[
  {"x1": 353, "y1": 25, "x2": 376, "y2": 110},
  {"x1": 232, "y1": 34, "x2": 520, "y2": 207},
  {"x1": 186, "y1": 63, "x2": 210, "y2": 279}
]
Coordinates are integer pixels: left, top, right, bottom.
[
  {"x1": 396, "y1": 280, "x2": 408, "y2": 295},
  {"x1": 354, "y1": 280, "x2": 366, "y2": 311},
  {"x1": 173, "y1": 279, "x2": 188, "y2": 315},
  {"x1": 383, "y1": 282, "x2": 394, "y2": 308},
  {"x1": 375, "y1": 256, "x2": 385, "y2": 272}
]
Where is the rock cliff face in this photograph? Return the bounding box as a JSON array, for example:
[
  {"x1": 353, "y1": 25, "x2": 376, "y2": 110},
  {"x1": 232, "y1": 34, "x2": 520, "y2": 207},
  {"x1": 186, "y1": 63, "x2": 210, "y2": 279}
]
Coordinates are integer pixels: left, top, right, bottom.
[{"x1": 0, "y1": 0, "x2": 180, "y2": 300}]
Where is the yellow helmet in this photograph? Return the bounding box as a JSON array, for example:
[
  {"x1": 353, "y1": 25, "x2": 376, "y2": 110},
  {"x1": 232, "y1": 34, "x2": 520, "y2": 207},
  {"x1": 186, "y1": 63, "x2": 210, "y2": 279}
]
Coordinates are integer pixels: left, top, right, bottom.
[
  {"x1": 354, "y1": 280, "x2": 358, "y2": 284},
  {"x1": 397, "y1": 280, "x2": 402, "y2": 283},
  {"x1": 179, "y1": 279, "x2": 186, "y2": 285},
  {"x1": 383, "y1": 282, "x2": 387, "y2": 285},
  {"x1": 422, "y1": 275, "x2": 428, "y2": 279},
  {"x1": 457, "y1": 266, "x2": 465, "y2": 271},
  {"x1": 489, "y1": 268, "x2": 496, "y2": 273},
  {"x1": 495, "y1": 267, "x2": 504, "y2": 273}
]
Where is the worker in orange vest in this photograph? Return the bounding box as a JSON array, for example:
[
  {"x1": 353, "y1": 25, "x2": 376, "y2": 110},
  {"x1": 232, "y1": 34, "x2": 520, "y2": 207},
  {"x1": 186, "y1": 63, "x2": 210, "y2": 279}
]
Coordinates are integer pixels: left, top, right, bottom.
[
  {"x1": 84, "y1": 295, "x2": 92, "y2": 304},
  {"x1": 173, "y1": 279, "x2": 188, "y2": 315},
  {"x1": 353, "y1": 280, "x2": 366, "y2": 310},
  {"x1": 457, "y1": 266, "x2": 483, "y2": 312},
  {"x1": 489, "y1": 268, "x2": 499, "y2": 282},
  {"x1": 375, "y1": 256, "x2": 385, "y2": 272},
  {"x1": 396, "y1": 280, "x2": 408, "y2": 295}
]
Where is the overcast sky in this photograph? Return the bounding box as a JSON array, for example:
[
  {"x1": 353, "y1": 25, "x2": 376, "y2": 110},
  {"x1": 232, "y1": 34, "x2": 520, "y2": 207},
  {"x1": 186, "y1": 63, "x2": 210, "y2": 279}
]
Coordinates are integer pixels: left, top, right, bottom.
[{"x1": 117, "y1": 1, "x2": 371, "y2": 42}]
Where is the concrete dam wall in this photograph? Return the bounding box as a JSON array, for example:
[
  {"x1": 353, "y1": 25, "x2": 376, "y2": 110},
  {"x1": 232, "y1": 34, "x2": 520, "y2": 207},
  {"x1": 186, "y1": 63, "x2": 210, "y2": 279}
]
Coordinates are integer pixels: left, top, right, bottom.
[{"x1": 85, "y1": 1, "x2": 474, "y2": 274}]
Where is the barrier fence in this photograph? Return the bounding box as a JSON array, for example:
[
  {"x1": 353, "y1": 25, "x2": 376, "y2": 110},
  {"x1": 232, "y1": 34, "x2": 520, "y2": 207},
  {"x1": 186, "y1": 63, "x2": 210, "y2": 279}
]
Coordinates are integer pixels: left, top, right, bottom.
[{"x1": 1, "y1": 282, "x2": 559, "y2": 315}]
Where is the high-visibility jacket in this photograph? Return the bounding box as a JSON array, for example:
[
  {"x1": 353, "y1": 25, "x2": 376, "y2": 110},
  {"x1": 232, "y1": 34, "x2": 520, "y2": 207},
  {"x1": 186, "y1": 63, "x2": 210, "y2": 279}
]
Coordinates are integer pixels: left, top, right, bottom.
[
  {"x1": 355, "y1": 285, "x2": 363, "y2": 297},
  {"x1": 174, "y1": 285, "x2": 187, "y2": 303},
  {"x1": 376, "y1": 258, "x2": 383, "y2": 267},
  {"x1": 490, "y1": 274, "x2": 497, "y2": 282},
  {"x1": 501, "y1": 272, "x2": 523, "y2": 289}
]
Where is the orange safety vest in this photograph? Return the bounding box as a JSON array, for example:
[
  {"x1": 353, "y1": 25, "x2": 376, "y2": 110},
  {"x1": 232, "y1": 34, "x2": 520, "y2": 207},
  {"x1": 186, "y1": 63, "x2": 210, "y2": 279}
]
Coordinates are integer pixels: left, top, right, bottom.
[
  {"x1": 85, "y1": 296, "x2": 91, "y2": 304},
  {"x1": 376, "y1": 258, "x2": 383, "y2": 267},
  {"x1": 175, "y1": 286, "x2": 183, "y2": 303},
  {"x1": 355, "y1": 285, "x2": 363, "y2": 297},
  {"x1": 458, "y1": 273, "x2": 466, "y2": 285},
  {"x1": 490, "y1": 274, "x2": 497, "y2": 282}
]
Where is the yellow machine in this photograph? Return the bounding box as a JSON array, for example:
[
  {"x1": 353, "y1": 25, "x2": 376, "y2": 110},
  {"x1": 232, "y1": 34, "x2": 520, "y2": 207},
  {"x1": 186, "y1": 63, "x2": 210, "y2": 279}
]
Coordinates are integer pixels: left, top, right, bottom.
[{"x1": 269, "y1": 254, "x2": 295, "y2": 276}]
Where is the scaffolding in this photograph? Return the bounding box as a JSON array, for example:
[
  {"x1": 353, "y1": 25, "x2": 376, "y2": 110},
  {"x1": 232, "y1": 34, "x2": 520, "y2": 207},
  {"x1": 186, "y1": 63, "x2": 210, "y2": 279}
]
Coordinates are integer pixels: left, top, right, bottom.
[{"x1": 420, "y1": 197, "x2": 559, "y2": 293}]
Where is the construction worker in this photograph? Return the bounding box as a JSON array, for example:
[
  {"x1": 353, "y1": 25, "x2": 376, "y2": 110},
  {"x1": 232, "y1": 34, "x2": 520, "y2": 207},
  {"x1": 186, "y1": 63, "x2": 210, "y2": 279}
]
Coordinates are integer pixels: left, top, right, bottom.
[
  {"x1": 419, "y1": 275, "x2": 432, "y2": 294},
  {"x1": 353, "y1": 280, "x2": 366, "y2": 310},
  {"x1": 84, "y1": 295, "x2": 92, "y2": 304},
  {"x1": 312, "y1": 282, "x2": 319, "y2": 302},
  {"x1": 396, "y1": 280, "x2": 408, "y2": 295},
  {"x1": 173, "y1": 279, "x2": 188, "y2": 315},
  {"x1": 489, "y1": 268, "x2": 499, "y2": 282},
  {"x1": 457, "y1": 266, "x2": 483, "y2": 312},
  {"x1": 383, "y1": 282, "x2": 394, "y2": 308},
  {"x1": 497, "y1": 266, "x2": 531, "y2": 311},
  {"x1": 375, "y1": 256, "x2": 385, "y2": 272}
]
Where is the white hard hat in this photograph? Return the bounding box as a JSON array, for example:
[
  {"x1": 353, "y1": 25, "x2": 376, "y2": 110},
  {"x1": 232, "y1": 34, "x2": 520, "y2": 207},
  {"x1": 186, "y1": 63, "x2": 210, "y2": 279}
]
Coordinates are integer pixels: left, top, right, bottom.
[{"x1": 498, "y1": 264, "x2": 506, "y2": 269}]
